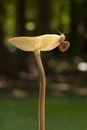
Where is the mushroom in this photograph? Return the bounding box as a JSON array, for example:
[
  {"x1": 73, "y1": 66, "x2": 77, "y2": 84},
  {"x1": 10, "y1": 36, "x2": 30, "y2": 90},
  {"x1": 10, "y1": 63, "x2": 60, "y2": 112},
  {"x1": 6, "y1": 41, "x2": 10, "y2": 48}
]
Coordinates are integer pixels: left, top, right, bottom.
[{"x1": 8, "y1": 33, "x2": 70, "y2": 130}]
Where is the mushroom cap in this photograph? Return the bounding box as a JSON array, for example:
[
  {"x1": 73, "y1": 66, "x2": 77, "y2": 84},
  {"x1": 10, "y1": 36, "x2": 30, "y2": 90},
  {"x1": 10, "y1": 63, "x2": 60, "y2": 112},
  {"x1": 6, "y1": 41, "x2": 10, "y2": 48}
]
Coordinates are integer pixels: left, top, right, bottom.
[{"x1": 8, "y1": 34, "x2": 64, "y2": 52}]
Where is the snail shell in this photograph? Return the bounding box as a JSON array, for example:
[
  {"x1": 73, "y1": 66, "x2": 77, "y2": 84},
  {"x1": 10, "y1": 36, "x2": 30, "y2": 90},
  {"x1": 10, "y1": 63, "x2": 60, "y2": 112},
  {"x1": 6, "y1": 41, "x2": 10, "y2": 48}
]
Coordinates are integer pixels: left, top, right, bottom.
[{"x1": 58, "y1": 41, "x2": 70, "y2": 52}]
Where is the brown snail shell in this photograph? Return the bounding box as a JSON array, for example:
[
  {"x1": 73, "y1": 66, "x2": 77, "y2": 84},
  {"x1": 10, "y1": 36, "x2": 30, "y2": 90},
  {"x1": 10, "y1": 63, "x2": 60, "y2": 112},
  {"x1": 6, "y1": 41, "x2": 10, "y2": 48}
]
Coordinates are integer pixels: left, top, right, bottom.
[{"x1": 58, "y1": 41, "x2": 70, "y2": 52}]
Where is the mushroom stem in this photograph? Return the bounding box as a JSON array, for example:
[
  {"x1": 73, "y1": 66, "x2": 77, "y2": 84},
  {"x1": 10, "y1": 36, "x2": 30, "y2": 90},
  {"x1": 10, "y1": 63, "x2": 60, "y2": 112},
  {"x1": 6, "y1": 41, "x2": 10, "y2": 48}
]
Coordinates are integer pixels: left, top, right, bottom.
[{"x1": 34, "y1": 50, "x2": 46, "y2": 130}]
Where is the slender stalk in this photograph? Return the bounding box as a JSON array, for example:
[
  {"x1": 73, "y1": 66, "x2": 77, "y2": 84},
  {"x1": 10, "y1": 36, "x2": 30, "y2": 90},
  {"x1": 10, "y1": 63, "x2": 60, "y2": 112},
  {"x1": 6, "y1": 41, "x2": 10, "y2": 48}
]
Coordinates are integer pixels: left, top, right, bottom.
[{"x1": 34, "y1": 50, "x2": 46, "y2": 130}]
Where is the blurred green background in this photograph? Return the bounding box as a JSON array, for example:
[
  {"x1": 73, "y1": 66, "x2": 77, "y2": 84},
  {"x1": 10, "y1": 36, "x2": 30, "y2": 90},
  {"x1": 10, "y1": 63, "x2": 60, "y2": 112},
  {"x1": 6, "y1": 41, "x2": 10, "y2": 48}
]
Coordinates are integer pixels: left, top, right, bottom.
[{"x1": 0, "y1": 0, "x2": 87, "y2": 130}]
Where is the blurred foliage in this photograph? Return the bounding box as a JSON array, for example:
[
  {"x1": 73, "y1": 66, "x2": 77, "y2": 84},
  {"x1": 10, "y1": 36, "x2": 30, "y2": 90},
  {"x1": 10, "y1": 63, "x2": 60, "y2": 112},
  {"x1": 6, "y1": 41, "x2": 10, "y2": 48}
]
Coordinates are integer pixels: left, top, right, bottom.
[
  {"x1": 0, "y1": 95, "x2": 87, "y2": 130},
  {"x1": 0, "y1": 0, "x2": 87, "y2": 78},
  {"x1": 0, "y1": 1, "x2": 87, "y2": 128}
]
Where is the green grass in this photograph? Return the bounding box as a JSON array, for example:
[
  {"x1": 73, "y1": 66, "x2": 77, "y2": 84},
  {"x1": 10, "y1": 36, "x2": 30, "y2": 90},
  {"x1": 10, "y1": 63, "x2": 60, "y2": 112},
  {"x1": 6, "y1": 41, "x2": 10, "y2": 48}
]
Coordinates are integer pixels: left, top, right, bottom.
[{"x1": 0, "y1": 94, "x2": 87, "y2": 130}]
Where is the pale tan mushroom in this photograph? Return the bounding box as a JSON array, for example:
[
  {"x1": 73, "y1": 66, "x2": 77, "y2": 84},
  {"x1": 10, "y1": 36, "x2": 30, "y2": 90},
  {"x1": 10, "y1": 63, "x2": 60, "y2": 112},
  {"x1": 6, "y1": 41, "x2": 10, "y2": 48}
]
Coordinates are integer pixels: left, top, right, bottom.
[{"x1": 9, "y1": 33, "x2": 70, "y2": 130}]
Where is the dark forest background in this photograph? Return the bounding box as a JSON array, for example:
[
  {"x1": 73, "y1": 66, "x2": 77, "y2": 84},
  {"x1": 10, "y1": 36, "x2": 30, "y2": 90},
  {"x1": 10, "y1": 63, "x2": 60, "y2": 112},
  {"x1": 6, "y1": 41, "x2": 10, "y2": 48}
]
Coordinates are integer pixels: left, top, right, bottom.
[
  {"x1": 1, "y1": 1, "x2": 87, "y2": 129},
  {"x1": 0, "y1": 0, "x2": 87, "y2": 86}
]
